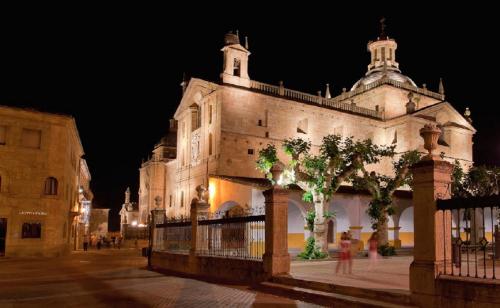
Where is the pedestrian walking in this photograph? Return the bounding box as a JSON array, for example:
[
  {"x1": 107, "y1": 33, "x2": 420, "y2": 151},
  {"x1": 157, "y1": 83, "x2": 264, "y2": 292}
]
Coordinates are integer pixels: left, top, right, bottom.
[
  {"x1": 368, "y1": 231, "x2": 378, "y2": 270},
  {"x1": 83, "y1": 234, "x2": 89, "y2": 251},
  {"x1": 115, "y1": 236, "x2": 121, "y2": 249},
  {"x1": 336, "y1": 232, "x2": 352, "y2": 274}
]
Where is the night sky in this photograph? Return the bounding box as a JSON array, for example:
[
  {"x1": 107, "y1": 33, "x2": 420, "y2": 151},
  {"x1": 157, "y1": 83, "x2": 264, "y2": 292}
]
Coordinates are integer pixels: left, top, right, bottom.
[{"x1": 1, "y1": 6, "x2": 498, "y2": 230}]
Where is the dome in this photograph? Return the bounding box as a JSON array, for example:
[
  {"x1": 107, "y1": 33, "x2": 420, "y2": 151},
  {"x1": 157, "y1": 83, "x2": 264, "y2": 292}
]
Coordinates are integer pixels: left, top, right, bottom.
[
  {"x1": 351, "y1": 69, "x2": 416, "y2": 91},
  {"x1": 155, "y1": 133, "x2": 176, "y2": 148},
  {"x1": 224, "y1": 32, "x2": 240, "y2": 45}
]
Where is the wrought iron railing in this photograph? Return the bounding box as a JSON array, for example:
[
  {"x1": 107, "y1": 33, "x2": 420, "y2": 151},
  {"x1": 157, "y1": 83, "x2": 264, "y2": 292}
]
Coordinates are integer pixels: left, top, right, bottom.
[
  {"x1": 154, "y1": 218, "x2": 192, "y2": 253},
  {"x1": 123, "y1": 224, "x2": 149, "y2": 240},
  {"x1": 196, "y1": 215, "x2": 265, "y2": 260},
  {"x1": 437, "y1": 195, "x2": 500, "y2": 279}
]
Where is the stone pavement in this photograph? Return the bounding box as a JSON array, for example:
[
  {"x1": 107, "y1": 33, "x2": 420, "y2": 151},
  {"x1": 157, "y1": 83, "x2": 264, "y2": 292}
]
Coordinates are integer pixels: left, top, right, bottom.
[
  {"x1": 0, "y1": 248, "x2": 320, "y2": 307},
  {"x1": 290, "y1": 256, "x2": 412, "y2": 292}
]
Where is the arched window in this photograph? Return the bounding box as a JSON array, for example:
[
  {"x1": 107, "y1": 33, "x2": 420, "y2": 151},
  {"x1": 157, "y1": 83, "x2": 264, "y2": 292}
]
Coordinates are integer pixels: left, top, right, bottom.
[
  {"x1": 44, "y1": 177, "x2": 58, "y2": 195},
  {"x1": 233, "y1": 58, "x2": 241, "y2": 77},
  {"x1": 22, "y1": 222, "x2": 42, "y2": 238}
]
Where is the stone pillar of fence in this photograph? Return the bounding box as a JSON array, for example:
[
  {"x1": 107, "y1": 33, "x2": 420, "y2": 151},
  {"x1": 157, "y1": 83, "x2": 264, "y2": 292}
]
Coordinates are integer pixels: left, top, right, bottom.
[
  {"x1": 263, "y1": 164, "x2": 291, "y2": 278},
  {"x1": 410, "y1": 124, "x2": 453, "y2": 307},
  {"x1": 190, "y1": 200, "x2": 199, "y2": 256}
]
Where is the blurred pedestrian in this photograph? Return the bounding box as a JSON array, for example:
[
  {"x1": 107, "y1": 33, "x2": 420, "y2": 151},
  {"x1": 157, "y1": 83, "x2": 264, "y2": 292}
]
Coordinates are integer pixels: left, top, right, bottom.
[
  {"x1": 336, "y1": 232, "x2": 352, "y2": 274},
  {"x1": 368, "y1": 231, "x2": 378, "y2": 269},
  {"x1": 116, "y1": 236, "x2": 121, "y2": 249},
  {"x1": 83, "y1": 234, "x2": 89, "y2": 251}
]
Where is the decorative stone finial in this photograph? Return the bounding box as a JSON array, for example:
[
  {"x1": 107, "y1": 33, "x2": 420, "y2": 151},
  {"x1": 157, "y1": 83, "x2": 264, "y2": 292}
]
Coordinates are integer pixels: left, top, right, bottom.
[
  {"x1": 125, "y1": 187, "x2": 131, "y2": 204},
  {"x1": 406, "y1": 92, "x2": 416, "y2": 113},
  {"x1": 154, "y1": 195, "x2": 162, "y2": 207},
  {"x1": 245, "y1": 36, "x2": 249, "y2": 50},
  {"x1": 379, "y1": 17, "x2": 387, "y2": 40},
  {"x1": 317, "y1": 90, "x2": 322, "y2": 97},
  {"x1": 195, "y1": 185, "x2": 208, "y2": 203},
  {"x1": 464, "y1": 107, "x2": 472, "y2": 123},
  {"x1": 422, "y1": 83, "x2": 427, "y2": 90},
  {"x1": 419, "y1": 124, "x2": 442, "y2": 159},
  {"x1": 342, "y1": 87, "x2": 347, "y2": 93},
  {"x1": 180, "y1": 72, "x2": 188, "y2": 94},
  {"x1": 438, "y1": 78, "x2": 445, "y2": 96},
  {"x1": 325, "y1": 83, "x2": 331, "y2": 99},
  {"x1": 270, "y1": 161, "x2": 285, "y2": 185}
]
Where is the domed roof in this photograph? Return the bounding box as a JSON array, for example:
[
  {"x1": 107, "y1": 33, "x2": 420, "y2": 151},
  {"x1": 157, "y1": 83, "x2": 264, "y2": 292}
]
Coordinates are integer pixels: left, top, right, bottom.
[
  {"x1": 156, "y1": 134, "x2": 176, "y2": 148},
  {"x1": 351, "y1": 69, "x2": 416, "y2": 91}
]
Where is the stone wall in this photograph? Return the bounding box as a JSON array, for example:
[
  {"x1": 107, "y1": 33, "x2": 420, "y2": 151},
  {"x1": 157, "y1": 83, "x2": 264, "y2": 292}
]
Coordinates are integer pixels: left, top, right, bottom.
[
  {"x1": 151, "y1": 252, "x2": 266, "y2": 283},
  {"x1": 437, "y1": 276, "x2": 500, "y2": 307}
]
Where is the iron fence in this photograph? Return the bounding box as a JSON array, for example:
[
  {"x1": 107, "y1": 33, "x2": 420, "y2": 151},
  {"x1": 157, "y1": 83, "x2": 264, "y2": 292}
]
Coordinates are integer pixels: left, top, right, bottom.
[
  {"x1": 123, "y1": 225, "x2": 149, "y2": 240},
  {"x1": 154, "y1": 218, "x2": 192, "y2": 253},
  {"x1": 196, "y1": 215, "x2": 265, "y2": 260},
  {"x1": 437, "y1": 195, "x2": 500, "y2": 279}
]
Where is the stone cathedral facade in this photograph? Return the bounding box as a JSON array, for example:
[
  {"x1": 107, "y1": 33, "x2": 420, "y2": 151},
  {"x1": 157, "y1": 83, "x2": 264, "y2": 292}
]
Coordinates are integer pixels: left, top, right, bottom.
[{"x1": 136, "y1": 31, "x2": 475, "y2": 250}]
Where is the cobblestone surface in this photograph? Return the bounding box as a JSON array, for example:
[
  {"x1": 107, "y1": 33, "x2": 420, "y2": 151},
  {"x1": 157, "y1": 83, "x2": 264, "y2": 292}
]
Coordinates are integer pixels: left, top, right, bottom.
[{"x1": 0, "y1": 249, "x2": 321, "y2": 307}]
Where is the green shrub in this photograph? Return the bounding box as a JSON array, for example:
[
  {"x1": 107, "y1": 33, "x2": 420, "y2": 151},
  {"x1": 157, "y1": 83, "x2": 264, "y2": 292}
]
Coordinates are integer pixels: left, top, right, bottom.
[
  {"x1": 297, "y1": 237, "x2": 328, "y2": 260},
  {"x1": 377, "y1": 243, "x2": 396, "y2": 256}
]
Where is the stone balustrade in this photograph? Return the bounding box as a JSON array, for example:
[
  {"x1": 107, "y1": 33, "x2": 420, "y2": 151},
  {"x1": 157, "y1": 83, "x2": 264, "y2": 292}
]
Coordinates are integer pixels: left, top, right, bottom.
[{"x1": 250, "y1": 77, "x2": 444, "y2": 120}]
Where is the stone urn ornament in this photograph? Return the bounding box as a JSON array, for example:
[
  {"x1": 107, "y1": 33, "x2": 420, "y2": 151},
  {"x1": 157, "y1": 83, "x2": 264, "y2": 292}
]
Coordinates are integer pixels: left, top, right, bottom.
[
  {"x1": 270, "y1": 161, "x2": 285, "y2": 186},
  {"x1": 419, "y1": 124, "x2": 441, "y2": 159}
]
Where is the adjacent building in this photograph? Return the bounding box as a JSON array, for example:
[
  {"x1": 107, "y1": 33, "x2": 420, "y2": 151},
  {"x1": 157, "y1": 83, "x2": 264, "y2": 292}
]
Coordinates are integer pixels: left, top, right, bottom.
[
  {"x1": 138, "y1": 30, "x2": 475, "y2": 250},
  {"x1": 119, "y1": 187, "x2": 141, "y2": 238},
  {"x1": 89, "y1": 207, "x2": 109, "y2": 240},
  {"x1": 0, "y1": 105, "x2": 91, "y2": 257}
]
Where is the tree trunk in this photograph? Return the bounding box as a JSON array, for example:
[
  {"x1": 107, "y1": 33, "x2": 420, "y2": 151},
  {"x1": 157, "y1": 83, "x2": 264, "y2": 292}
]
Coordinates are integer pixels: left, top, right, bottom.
[
  {"x1": 312, "y1": 193, "x2": 328, "y2": 253},
  {"x1": 378, "y1": 217, "x2": 389, "y2": 247}
]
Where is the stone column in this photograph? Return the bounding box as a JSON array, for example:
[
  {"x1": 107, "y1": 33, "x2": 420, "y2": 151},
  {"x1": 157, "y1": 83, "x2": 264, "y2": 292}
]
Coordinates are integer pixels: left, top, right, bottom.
[
  {"x1": 410, "y1": 124, "x2": 453, "y2": 307},
  {"x1": 263, "y1": 186, "x2": 291, "y2": 278},
  {"x1": 389, "y1": 227, "x2": 402, "y2": 248}
]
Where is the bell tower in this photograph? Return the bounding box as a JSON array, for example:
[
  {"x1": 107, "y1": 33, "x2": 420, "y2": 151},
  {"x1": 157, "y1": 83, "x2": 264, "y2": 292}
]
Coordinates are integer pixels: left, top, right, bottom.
[
  {"x1": 220, "y1": 31, "x2": 251, "y2": 87},
  {"x1": 367, "y1": 18, "x2": 399, "y2": 73}
]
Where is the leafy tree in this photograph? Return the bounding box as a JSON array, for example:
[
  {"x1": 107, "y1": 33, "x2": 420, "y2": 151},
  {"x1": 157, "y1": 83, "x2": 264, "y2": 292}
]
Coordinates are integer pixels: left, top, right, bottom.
[
  {"x1": 257, "y1": 135, "x2": 392, "y2": 252},
  {"x1": 352, "y1": 150, "x2": 421, "y2": 246},
  {"x1": 451, "y1": 161, "x2": 500, "y2": 198}
]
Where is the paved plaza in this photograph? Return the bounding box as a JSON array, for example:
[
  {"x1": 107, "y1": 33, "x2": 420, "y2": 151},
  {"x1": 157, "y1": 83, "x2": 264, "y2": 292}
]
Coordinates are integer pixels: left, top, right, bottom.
[
  {"x1": 290, "y1": 256, "x2": 412, "y2": 292},
  {"x1": 0, "y1": 249, "x2": 319, "y2": 307}
]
